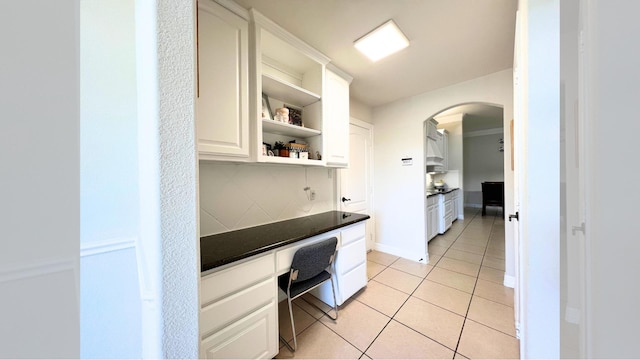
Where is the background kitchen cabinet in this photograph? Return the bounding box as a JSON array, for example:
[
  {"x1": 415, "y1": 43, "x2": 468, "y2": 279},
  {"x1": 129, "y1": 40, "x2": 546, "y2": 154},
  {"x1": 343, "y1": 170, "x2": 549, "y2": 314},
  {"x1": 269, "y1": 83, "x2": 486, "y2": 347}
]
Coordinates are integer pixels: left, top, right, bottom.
[
  {"x1": 427, "y1": 195, "x2": 440, "y2": 241},
  {"x1": 426, "y1": 119, "x2": 439, "y2": 140},
  {"x1": 197, "y1": 0, "x2": 250, "y2": 161},
  {"x1": 322, "y1": 66, "x2": 352, "y2": 167},
  {"x1": 438, "y1": 129, "x2": 449, "y2": 172},
  {"x1": 439, "y1": 191, "x2": 454, "y2": 234},
  {"x1": 251, "y1": 9, "x2": 329, "y2": 166},
  {"x1": 451, "y1": 189, "x2": 460, "y2": 221}
]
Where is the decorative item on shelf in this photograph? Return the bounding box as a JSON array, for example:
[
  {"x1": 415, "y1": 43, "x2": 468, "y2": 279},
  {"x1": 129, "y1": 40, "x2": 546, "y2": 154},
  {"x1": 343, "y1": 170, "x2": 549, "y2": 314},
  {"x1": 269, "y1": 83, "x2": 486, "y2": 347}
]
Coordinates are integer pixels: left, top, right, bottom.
[
  {"x1": 299, "y1": 151, "x2": 309, "y2": 159},
  {"x1": 284, "y1": 104, "x2": 303, "y2": 126},
  {"x1": 316, "y1": 151, "x2": 322, "y2": 160},
  {"x1": 498, "y1": 137, "x2": 504, "y2": 152},
  {"x1": 273, "y1": 141, "x2": 285, "y2": 157},
  {"x1": 262, "y1": 142, "x2": 272, "y2": 156},
  {"x1": 307, "y1": 147, "x2": 314, "y2": 160},
  {"x1": 261, "y1": 93, "x2": 273, "y2": 120},
  {"x1": 274, "y1": 107, "x2": 289, "y2": 123}
]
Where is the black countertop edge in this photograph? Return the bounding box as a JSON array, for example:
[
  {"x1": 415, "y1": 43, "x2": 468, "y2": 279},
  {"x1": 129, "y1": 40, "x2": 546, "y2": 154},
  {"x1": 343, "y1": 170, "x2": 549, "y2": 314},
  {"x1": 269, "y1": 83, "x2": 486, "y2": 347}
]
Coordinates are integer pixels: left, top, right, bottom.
[
  {"x1": 200, "y1": 211, "x2": 370, "y2": 272},
  {"x1": 426, "y1": 187, "x2": 459, "y2": 197}
]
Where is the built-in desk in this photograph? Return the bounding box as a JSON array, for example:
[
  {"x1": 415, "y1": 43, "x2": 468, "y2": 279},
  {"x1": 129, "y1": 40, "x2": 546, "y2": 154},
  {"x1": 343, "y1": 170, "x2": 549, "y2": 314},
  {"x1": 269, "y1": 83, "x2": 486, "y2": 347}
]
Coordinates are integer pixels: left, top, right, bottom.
[{"x1": 199, "y1": 211, "x2": 369, "y2": 359}]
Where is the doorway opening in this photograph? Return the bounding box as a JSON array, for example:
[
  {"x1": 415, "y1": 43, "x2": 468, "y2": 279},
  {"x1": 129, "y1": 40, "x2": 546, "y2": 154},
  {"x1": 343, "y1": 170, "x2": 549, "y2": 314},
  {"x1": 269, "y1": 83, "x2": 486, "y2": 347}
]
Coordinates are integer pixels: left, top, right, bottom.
[{"x1": 424, "y1": 103, "x2": 505, "y2": 216}]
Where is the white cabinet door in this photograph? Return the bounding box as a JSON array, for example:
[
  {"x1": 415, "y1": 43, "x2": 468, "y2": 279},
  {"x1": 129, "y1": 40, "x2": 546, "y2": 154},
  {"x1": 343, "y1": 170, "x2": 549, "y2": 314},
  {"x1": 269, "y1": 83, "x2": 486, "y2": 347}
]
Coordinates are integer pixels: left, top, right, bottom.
[
  {"x1": 427, "y1": 119, "x2": 439, "y2": 140},
  {"x1": 442, "y1": 131, "x2": 449, "y2": 171},
  {"x1": 197, "y1": 0, "x2": 250, "y2": 160},
  {"x1": 313, "y1": 222, "x2": 367, "y2": 306},
  {"x1": 323, "y1": 69, "x2": 351, "y2": 167},
  {"x1": 200, "y1": 303, "x2": 277, "y2": 359}
]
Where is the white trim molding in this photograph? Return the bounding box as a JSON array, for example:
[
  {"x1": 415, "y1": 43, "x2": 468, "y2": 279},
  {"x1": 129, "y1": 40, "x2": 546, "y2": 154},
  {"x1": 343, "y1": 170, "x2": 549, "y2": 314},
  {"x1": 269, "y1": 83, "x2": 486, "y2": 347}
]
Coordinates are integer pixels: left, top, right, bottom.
[
  {"x1": 0, "y1": 258, "x2": 77, "y2": 284},
  {"x1": 504, "y1": 273, "x2": 516, "y2": 288},
  {"x1": 80, "y1": 237, "x2": 137, "y2": 257}
]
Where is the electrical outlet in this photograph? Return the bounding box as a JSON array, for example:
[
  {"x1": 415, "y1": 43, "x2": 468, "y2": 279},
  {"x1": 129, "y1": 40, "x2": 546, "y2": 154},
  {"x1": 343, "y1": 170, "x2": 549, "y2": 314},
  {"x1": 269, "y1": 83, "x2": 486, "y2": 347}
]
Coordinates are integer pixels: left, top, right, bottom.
[{"x1": 310, "y1": 190, "x2": 316, "y2": 200}]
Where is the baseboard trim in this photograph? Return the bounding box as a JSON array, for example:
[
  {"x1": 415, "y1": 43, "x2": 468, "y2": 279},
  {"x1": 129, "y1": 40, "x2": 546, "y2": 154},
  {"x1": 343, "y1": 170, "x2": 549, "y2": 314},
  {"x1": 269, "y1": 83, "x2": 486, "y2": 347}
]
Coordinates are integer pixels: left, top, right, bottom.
[
  {"x1": 374, "y1": 243, "x2": 427, "y2": 264},
  {"x1": 80, "y1": 237, "x2": 137, "y2": 257},
  {"x1": 0, "y1": 258, "x2": 76, "y2": 284},
  {"x1": 503, "y1": 274, "x2": 515, "y2": 288}
]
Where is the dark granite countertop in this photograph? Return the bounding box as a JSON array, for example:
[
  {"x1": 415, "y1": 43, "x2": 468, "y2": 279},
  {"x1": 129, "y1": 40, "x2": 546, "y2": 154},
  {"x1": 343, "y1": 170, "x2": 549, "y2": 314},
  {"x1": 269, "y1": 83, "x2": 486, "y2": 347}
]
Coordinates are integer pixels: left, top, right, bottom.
[
  {"x1": 426, "y1": 187, "x2": 459, "y2": 197},
  {"x1": 200, "y1": 211, "x2": 370, "y2": 272}
]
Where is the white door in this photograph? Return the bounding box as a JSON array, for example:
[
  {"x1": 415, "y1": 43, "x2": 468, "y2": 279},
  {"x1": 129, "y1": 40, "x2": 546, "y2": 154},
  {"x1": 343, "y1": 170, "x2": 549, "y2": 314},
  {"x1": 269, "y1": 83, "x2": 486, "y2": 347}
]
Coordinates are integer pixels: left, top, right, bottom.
[
  {"x1": 340, "y1": 119, "x2": 374, "y2": 250},
  {"x1": 560, "y1": 1, "x2": 589, "y2": 356},
  {"x1": 512, "y1": 9, "x2": 524, "y2": 343}
]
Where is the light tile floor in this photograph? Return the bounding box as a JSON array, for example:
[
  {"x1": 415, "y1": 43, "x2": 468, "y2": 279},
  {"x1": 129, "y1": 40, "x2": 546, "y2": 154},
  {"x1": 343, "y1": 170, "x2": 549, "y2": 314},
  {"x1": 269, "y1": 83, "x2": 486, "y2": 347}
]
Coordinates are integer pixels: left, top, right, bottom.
[{"x1": 276, "y1": 208, "x2": 520, "y2": 359}]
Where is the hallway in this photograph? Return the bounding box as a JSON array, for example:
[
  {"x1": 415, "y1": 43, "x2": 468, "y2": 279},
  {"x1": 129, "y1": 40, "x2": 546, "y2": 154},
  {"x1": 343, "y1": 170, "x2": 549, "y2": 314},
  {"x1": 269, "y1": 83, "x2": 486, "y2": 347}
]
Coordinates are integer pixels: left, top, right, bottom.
[{"x1": 276, "y1": 208, "x2": 519, "y2": 359}]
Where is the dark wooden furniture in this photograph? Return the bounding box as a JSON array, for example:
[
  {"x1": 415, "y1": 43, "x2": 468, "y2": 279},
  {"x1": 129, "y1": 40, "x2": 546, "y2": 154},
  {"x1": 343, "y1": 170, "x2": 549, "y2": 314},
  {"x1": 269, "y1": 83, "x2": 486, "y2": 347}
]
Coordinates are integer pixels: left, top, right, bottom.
[{"x1": 482, "y1": 181, "x2": 504, "y2": 216}]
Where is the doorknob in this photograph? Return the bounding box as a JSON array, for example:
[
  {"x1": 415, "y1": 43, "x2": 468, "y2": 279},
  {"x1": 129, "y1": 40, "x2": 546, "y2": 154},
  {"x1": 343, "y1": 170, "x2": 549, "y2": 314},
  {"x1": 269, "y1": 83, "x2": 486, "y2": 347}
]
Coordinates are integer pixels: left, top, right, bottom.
[
  {"x1": 341, "y1": 197, "x2": 351, "y2": 202},
  {"x1": 508, "y1": 212, "x2": 519, "y2": 222}
]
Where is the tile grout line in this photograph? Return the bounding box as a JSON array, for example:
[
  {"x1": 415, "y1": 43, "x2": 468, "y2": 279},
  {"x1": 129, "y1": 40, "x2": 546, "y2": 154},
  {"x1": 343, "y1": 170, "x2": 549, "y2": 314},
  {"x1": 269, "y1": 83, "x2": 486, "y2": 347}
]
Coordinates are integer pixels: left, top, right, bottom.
[
  {"x1": 452, "y1": 210, "x2": 501, "y2": 356},
  {"x1": 360, "y1": 209, "x2": 483, "y2": 358}
]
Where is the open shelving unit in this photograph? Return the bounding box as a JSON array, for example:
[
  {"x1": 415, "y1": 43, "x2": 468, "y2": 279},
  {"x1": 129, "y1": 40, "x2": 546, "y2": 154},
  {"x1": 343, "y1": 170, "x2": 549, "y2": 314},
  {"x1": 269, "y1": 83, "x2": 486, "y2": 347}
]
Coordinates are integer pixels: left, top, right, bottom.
[{"x1": 251, "y1": 9, "x2": 330, "y2": 166}]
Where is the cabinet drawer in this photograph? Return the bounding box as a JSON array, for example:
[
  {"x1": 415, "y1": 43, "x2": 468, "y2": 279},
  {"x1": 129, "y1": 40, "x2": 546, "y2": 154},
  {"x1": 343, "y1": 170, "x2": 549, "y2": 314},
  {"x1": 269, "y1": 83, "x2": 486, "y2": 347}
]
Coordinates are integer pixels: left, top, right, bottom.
[
  {"x1": 341, "y1": 223, "x2": 365, "y2": 246},
  {"x1": 200, "y1": 302, "x2": 277, "y2": 359},
  {"x1": 337, "y1": 262, "x2": 367, "y2": 304},
  {"x1": 201, "y1": 254, "x2": 274, "y2": 306},
  {"x1": 200, "y1": 277, "x2": 276, "y2": 337},
  {"x1": 336, "y1": 237, "x2": 366, "y2": 274},
  {"x1": 275, "y1": 231, "x2": 339, "y2": 274}
]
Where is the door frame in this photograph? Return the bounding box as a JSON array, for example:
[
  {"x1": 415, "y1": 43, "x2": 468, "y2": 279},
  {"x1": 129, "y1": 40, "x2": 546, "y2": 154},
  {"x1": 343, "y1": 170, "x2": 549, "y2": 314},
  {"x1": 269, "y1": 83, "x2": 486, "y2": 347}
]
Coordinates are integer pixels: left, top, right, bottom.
[{"x1": 337, "y1": 117, "x2": 375, "y2": 251}]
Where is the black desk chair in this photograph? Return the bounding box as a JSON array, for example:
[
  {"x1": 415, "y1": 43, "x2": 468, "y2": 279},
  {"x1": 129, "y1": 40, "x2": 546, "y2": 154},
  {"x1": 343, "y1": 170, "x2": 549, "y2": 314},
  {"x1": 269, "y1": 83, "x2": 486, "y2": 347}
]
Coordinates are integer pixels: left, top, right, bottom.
[
  {"x1": 482, "y1": 181, "x2": 504, "y2": 216},
  {"x1": 278, "y1": 237, "x2": 339, "y2": 351}
]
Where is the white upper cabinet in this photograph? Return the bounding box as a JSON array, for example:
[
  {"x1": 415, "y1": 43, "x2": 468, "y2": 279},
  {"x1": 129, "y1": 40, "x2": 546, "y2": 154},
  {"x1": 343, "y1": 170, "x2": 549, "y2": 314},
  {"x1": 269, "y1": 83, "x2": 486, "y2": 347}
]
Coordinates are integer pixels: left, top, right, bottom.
[
  {"x1": 323, "y1": 66, "x2": 352, "y2": 168},
  {"x1": 251, "y1": 9, "x2": 330, "y2": 166},
  {"x1": 438, "y1": 129, "x2": 449, "y2": 172},
  {"x1": 197, "y1": 0, "x2": 250, "y2": 161},
  {"x1": 426, "y1": 119, "x2": 439, "y2": 140}
]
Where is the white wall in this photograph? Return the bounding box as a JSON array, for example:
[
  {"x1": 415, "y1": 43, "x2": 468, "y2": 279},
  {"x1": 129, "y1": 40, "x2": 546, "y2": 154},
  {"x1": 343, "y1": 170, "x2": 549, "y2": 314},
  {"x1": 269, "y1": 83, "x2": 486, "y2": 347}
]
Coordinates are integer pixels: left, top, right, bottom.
[
  {"x1": 582, "y1": 0, "x2": 640, "y2": 357},
  {"x1": 200, "y1": 163, "x2": 336, "y2": 235},
  {"x1": 350, "y1": 98, "x2": 373, "y2": 123},
  {"x1": 372, "y1": 69, "x2": 514, "y2": 265},
  {"x1": 517, "y1": 0, "x2": 560, "y2": 357},
  {"x1": 0, "y1": 1, "x2": 79, "y2": 357},
  {"x1": 463, "y1": 132, "x2": 505, "y2": 207},
  {"x1": 80, "y1": 1, "x2": 142, "y2": 356}
]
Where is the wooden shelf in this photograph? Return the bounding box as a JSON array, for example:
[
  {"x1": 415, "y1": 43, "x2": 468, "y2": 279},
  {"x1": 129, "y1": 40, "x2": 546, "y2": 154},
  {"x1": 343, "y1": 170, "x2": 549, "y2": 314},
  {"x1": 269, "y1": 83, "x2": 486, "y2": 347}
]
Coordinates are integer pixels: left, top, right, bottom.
[
  {"x1": 262, "y1": 119, "x2": 320, "y2": 138},
  {"x1": 262, "y1": 74, "x2": 320, "y2": 107}
]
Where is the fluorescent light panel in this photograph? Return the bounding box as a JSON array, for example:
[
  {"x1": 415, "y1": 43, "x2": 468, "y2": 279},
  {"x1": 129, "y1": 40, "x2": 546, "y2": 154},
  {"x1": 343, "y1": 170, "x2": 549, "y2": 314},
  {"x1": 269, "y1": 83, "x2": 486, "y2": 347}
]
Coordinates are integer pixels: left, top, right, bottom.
[{"x1": 354, "y1": 20, "x2": 409, "y2": 62}]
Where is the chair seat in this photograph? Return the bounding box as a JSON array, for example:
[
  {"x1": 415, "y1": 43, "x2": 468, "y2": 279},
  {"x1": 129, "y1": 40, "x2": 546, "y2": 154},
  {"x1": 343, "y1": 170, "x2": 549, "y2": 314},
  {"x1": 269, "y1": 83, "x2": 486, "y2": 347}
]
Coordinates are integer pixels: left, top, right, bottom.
[{"x1": 279, "y1": 270, "x2": 331, "y2": 299}]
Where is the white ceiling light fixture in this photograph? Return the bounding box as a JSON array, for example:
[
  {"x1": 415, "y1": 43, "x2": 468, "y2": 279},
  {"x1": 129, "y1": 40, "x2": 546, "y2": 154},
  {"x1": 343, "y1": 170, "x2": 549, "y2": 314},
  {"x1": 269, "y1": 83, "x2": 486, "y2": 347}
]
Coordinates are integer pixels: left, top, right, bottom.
[{"x1": 354, "y1": 20, "x2": 410, "y2": 62}]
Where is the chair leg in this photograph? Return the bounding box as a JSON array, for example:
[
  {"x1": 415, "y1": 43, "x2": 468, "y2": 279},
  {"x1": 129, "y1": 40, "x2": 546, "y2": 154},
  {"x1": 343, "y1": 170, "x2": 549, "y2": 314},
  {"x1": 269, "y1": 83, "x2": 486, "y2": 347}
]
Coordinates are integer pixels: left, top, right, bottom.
[
  {"x1": 328, "y1": 277, "x2": 339, "y2": 321},
  {"x1": 287, "y1": 297, "x2": 297, "y2": 351}
]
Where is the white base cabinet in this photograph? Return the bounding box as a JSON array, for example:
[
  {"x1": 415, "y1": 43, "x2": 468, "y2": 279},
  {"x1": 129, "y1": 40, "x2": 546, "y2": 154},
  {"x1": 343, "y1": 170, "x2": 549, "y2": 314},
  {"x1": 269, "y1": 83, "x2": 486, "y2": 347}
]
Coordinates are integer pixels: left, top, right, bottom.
[
  {"x1": 427, "y1": 195, "x2": 440, "y2": 241},
  {"x1": 200, "y1": 253, "x2": 278, "y2": 359},
  {"x1": 200, "y1": 221, "x2": 368, "y2": 358},
  {"x1": 312, "y1": 223, "x2": 367, "y2": 306}
]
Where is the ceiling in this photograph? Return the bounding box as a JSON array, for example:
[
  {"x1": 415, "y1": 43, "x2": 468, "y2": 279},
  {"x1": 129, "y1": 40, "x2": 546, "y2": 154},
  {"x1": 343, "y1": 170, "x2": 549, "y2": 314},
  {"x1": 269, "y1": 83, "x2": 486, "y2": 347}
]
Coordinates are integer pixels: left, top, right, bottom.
[{"x1": 233, "y1": 0, "x2": 518, "y2": 109}]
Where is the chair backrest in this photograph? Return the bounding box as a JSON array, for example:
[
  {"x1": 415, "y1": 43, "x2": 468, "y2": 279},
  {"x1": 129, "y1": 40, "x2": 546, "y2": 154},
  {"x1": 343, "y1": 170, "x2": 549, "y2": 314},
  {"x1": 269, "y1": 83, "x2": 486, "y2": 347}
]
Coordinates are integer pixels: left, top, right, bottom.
[{"x1": 289, "y1": 237, "x2": 337, "y2": 283}]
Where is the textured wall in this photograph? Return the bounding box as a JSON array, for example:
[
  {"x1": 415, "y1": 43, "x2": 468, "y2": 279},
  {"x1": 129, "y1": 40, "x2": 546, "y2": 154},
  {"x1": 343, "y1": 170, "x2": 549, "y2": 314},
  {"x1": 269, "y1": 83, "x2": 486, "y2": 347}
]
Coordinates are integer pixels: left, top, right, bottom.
[
  {"x1": 200, "y1": 163, "x2": 336, "y2": 236},
  {"x1": 156, "y1": 0, "x2": 199, "y2": 358}
]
